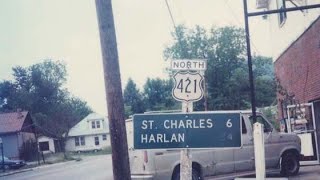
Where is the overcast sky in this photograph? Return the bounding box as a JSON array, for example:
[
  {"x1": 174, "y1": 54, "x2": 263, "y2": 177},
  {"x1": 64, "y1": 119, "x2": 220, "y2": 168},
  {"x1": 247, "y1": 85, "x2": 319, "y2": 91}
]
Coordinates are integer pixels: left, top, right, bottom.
[{"x1": 0, "y1": 0, "x2": 272, "y2": 115}]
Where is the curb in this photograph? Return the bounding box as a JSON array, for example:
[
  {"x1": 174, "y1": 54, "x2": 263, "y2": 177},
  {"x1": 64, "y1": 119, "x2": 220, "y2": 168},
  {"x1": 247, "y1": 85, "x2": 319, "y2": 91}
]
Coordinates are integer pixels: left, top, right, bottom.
[
  {"x1": 0, "y1": 160, "x2": 77, "y2": 177},
  {"x1": 0, "y1": 168, "x2": 33, "y2": 177}
]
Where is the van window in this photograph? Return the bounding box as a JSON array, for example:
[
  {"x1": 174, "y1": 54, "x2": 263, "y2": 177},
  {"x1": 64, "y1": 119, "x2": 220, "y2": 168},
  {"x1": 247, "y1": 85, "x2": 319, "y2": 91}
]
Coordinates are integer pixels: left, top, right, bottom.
[
  {"x1": 242, "y1": 117, "x2": 247, "y2": 134},
  {"x1": 249, "y1": 115, "x2": 272, "y2": 132}
]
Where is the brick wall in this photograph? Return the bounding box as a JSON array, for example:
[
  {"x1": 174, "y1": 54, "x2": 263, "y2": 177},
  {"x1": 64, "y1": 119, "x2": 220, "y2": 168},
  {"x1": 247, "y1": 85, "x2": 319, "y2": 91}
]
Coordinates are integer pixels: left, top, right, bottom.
[{"x1": 275, "y1": 16, "x2": 320, "y2": 119}]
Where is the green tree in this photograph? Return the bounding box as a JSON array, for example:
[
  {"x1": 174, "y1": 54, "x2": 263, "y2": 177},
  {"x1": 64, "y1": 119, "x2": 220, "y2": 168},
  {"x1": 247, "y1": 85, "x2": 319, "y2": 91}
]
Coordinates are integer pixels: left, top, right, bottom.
[
  {"x1": 164, "y1": 25, "x2": 276, "y2": 110},
  {"x1": 253, "y1": 56, "x2": 276, "y2": 107},
  {"x1": 123, "y1": 78, "x2": 145, "y2": 117},
  {"x1": 0, "y1": 60, "x2": 92, "y2": 156},
  {"x1": 143, "y1": 78, "x2": 179, "y2": 111}
]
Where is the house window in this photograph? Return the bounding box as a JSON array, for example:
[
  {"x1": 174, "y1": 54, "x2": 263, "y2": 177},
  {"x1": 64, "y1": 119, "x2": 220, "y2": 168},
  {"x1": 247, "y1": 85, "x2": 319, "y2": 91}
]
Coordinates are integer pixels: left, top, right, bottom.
[
  {"x1": 80, "y1": 136, "x2": 85, "y2": 145},
  {"x1": 39, "y1": 141, "x2": 49, "y2": 151},
  {"x1": 91, "y1": 120, "x2": 102, "y2": 129},
  {"x1": 75, "y1": 136, "x2": 85, "y2": 146},
  {"x1": 94, "y1": 136, "x2": 100, "y2": 146},
  {"x1": 102, "y1": 134, "x2": 107, "y2": 140},
  {"x1": 277, "y1": 0, "x2": 287, "y2": 26}
]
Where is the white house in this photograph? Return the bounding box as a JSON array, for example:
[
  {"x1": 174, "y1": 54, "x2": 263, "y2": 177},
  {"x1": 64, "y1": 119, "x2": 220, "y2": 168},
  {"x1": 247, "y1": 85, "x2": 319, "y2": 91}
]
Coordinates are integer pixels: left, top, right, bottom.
[{"x1": 65, "y1": 113, "x2": 110, "y2": 152}]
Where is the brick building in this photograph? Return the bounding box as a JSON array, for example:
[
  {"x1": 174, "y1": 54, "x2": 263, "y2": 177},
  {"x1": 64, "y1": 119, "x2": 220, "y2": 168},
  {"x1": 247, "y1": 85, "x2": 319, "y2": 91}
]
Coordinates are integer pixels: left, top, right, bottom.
[
  {"x1": 256, "y1": 0, "x2": 320, "y2": 164},
  {"x1": 275, "y1": 17, "x2": 320, "y2": 119}
]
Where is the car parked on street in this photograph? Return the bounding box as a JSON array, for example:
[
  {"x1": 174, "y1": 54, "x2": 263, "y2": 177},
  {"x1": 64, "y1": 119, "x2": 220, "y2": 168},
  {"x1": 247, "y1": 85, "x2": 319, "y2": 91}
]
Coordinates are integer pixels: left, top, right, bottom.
[
  {"x1": 0, "y1": 156, "x2": 26, "y2": 170},
  {"x1": 126, "y1": 110, "x2": 302, "y2": 180}
]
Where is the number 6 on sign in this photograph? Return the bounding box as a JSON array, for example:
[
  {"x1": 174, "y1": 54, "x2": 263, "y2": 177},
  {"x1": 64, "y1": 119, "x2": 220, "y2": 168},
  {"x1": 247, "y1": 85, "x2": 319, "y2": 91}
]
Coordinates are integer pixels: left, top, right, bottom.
[
  {"x1": 226, "y1": 119, "x2": 233, "y2": 128},
  {"x1": 172, "y1": 71, "x2": 204, "y2": 102}
]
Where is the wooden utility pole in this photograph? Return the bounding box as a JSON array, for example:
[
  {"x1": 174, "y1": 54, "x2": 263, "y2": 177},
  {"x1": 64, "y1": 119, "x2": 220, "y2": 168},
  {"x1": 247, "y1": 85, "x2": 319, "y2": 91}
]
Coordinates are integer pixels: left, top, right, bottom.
[{"x1": 95, "y1": 0, "x2": 131, "y2": 180}]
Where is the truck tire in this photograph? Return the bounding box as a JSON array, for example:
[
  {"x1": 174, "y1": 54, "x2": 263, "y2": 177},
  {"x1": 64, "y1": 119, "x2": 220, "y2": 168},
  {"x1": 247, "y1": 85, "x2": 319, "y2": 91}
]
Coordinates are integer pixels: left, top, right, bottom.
[
  {"x1": 172, "y1": 168, "x2": 202, "y2": 180},
  {"x1": 280, "y1": 151, "x2": 300, "y2": 176}
]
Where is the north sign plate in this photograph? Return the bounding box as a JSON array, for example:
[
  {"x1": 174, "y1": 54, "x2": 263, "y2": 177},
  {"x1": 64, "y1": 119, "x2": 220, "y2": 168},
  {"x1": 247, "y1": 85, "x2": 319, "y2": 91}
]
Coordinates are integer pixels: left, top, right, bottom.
[
  {"x1": 133, "y1": 112, "x2": 241, "y2": 149},
  {"x1": 171, "y1": 59, "x2": 207, "y2": 71}
]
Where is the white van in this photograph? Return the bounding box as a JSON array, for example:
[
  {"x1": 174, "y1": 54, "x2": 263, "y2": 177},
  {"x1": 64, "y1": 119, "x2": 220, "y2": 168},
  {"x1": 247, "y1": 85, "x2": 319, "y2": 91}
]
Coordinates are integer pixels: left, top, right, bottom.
[{"x1": 126, "y1": 110, "x2": 301, "y2": 180}]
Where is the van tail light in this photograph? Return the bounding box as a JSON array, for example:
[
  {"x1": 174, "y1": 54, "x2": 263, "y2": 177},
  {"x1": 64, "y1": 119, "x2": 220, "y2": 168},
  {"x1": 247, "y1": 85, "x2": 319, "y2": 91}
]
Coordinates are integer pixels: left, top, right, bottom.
[{"x1": 143, "y1": 151, "x2": 148, "y2": 163}]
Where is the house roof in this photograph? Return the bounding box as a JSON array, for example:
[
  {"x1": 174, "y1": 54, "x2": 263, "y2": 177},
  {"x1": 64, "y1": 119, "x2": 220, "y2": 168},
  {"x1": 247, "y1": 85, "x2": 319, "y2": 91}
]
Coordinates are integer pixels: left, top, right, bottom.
[
  {"x1": 68, "y1": 113, "x2": 109, "y2": 137},
  {"x1": 0, "y1": 111, "x2": 32, "y2": 134}
]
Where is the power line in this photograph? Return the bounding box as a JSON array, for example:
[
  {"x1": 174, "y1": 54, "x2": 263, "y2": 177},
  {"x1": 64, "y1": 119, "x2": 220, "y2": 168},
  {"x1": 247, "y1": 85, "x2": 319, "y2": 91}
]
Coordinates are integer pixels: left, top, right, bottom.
[
  {"x1": 224, "y1": 0, "x2": 261, "y2": 55},
  {"x1": 164, "y1": 0, "x2": 186, "y2": 58},
  {"x1": 165, "y1": 0, "x2": 178, "y2": 30}
]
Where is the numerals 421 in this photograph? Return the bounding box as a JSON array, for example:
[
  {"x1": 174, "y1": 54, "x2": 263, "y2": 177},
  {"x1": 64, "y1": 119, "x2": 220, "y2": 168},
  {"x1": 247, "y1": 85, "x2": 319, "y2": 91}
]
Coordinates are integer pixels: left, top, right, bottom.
[{"x1": 177, "y1": 78, "x2": 198, "y2": 93}]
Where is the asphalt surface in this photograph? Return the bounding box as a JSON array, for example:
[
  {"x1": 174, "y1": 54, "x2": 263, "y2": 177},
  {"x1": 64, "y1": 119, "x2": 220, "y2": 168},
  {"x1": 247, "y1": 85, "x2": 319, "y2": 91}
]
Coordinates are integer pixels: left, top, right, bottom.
[
  {"x1": 1, "y1": 155, "x2": 114, "y2": 180},
  {"x1": 1, "y1": 155, "x2": 320, "y2": 180}
]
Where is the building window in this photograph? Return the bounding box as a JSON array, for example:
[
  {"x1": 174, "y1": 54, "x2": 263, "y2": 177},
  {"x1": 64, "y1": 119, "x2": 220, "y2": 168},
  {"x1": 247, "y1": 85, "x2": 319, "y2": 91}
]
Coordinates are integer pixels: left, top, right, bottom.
[
  {"x1": 102, "y1": 134, "x2": 107, "y2": 140},
  {"x1": 277, "y1": 0, "x2": 287, "y2": 26},
  {"x1": 94, "y1": 136, "x2": 100, "y2": 146},
  {"x1": 39, "y1": 141, "x2": 49, "y2": 151},
  {"x1": 75, "y1": 136, "x2": 85, "y2": 146},
  {"x1": 80, "y1": 136, "x2": 85, "y2": 145},
  {"x1": 91, "y1": 120, "x2": 102, "y2": 129}
]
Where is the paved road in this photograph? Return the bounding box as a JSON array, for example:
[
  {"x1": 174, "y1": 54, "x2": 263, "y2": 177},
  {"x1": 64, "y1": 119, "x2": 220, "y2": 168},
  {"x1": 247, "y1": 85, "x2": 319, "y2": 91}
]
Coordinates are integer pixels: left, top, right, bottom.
[
  {"x1": 2, "y1": 155, "x2": 320, "y2": 180},
  {"x1": 3, "y1": 155, "x2": 114, "y2": 180}
]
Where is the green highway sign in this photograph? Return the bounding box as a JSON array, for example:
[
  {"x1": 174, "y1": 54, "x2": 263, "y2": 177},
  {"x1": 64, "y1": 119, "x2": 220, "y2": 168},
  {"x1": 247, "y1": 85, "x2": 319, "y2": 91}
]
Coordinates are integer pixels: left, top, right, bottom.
[{"x1": 133, "y1": 112, "x2": 241, "y2": 149}]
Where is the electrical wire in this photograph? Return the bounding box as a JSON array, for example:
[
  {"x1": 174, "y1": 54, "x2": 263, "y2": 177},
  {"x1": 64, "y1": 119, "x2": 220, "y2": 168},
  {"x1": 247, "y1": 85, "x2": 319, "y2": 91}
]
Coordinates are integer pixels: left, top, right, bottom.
[
  {"x1": 164, "y1": 0, "x2": 186, "y2": 58},
  {"x1": 224, "y1": 0, "x2": 262, "y2": 55},
  {"x1": 165, "y1": 0, "x2": 178, "y2": 30}
]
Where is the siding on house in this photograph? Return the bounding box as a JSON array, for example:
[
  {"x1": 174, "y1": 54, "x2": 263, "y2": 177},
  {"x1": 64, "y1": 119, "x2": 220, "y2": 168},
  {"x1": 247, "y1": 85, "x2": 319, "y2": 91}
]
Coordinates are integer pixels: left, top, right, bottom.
[
  {"x1": 65, "y1": 113, "x2": 110, "y2": 152},
  {"x1": 65, "y1": 134, "x2": 110, "y2": 152},
  {"x1": 0, "y1": 134, "x2": 19, "y2": 158}
]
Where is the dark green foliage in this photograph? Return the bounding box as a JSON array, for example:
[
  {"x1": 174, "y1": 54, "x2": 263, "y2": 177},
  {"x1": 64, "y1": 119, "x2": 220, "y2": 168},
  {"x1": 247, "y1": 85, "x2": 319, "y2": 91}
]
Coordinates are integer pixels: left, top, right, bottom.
[
  {"x1": 0, "y1": 60, "x2": 92, "y2": 138},
  {"x1": 164, "y1": 25, "x2": 276, "y2": 110},
  {"x1": 125, "y1": 26, "x2": 276, "y2": 114},
  {"x1": 143, "y1": 78, "x2": 179, "y2": 111},
  {"x1": 123, "y1": 78, "x2": 180, "y2": 116},
  {"x1": 123, "y1": 78, "x2": 145, "y2": 117}
]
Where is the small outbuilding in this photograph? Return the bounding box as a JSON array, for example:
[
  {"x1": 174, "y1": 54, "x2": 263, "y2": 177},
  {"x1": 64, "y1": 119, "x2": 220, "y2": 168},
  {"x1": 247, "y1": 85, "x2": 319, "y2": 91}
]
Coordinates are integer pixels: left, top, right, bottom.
[
  {"x1": 0, "y1": 111, "x2": 36, "y2": 159},
  {"x1": 38, "y1": 136, "x2": 58, "y2": 154}
]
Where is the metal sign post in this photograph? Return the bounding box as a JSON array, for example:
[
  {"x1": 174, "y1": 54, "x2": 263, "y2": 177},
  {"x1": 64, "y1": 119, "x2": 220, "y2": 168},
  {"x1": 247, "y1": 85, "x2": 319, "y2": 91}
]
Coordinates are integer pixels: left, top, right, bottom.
[
  {"x1": 181, "y1": 101, "x2": 192, "y2": 180},
  {"x1": 0, "y1": 138, "x2": 4, "y2": 172},
  {"x1": 172, "y1": 59, "x2": 206, "y2": 180}
]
